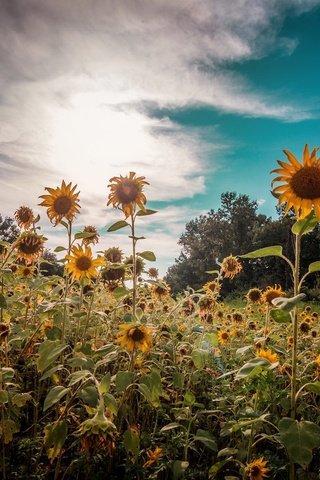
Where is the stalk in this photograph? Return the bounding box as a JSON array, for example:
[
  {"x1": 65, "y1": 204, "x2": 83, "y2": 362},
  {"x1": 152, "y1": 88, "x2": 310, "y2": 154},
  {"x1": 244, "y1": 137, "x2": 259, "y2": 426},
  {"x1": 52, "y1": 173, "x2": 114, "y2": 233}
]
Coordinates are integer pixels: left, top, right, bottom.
[{"x1": 130, "y1": 214, "x2": 137, "y2": 321}]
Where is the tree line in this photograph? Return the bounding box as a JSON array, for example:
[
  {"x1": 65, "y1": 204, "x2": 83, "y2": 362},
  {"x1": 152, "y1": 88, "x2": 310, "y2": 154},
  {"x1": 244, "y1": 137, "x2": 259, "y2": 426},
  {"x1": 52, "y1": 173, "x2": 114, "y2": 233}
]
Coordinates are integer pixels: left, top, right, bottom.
[{"x1": 164, "y1": 192, "x2": 320, "y2": 298}]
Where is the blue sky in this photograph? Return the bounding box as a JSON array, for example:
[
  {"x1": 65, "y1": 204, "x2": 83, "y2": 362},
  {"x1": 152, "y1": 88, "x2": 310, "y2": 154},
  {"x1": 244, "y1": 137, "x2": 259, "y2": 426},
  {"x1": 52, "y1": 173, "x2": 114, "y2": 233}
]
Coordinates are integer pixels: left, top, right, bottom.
[{"x1": 1, "y1": 0, "x2": 320, "y2": 275}]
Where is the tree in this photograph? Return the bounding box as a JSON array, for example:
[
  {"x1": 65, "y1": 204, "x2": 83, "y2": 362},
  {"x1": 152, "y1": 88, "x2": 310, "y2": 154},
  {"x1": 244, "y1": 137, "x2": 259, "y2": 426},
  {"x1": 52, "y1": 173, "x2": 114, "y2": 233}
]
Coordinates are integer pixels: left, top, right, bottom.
[{"x1": 0, "y1": 214, "x2": 20, "y2": 243}]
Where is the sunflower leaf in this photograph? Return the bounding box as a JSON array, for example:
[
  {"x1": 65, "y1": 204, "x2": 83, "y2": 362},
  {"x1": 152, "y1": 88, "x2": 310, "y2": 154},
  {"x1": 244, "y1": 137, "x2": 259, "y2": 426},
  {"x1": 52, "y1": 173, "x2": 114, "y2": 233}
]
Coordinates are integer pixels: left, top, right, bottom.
[
  {"x1": 137, "y1": 251, "x2": 156, "y2": 261},
  {"x1": 74, "y1": 231, "x2": 97, "y2": 240},
  {"x1": 308, "y1": 261, "x2": 320, "y2": 274},
  {"x1": 136, "y1": 209, "x2": 157, "y2": 216},
  {"x1": 291, "y1": 212, "x2": 318, "y2": 236},
  {"x1": 270, "y1": 309, "x2": 291, "y2": 323},
  {"x1": 240, "y1": 246, "x2": 283, "y2": 258},
  {"x1": 54, "y1": 246, "x2": 67, "y2": 252},
  {"x1": 107, "y1": 220, "x2": 129, "y2": 232},
  {"x1": 279, "y1": 418, "x2": 320, "y2": 469}
]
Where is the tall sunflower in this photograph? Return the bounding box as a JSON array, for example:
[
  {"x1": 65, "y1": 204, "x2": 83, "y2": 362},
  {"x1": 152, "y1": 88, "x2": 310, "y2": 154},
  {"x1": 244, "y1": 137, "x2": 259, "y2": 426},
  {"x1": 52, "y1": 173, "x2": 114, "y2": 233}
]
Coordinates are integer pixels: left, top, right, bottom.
[
  {"x1": 39, "y1": 180, "x2": 80, "y2": 225},
  {"x1": 117, "y1": 324, "x2": 153, "y2": 352},
  {"x1": 107, "y1": 172, "x2": 148, "y2": 217},
  {"x1": 256, "y1": 348, "x2": 278, "y2": 364},
  {"x1": 14, "y1": 206, "x2": 35, "y2": 230},
  {"x1": 272, "y1": 144, "x2": 320, "y2": 219},
  {"x1": 82, "y1": 225, "x2": 100, "y2": 246},
  {"x1": 14, "y1": 232, "x2": 45, "y2": 264},
  {"x1": 221, "y1": 255, "x2": 242, "y2": 279},
  {"x1": 65, "y1": 245, "x2": 105, "y2": 282},
  {"x1": 246, "y1": 457, "x2": 269, "y2": 480},
  {"x1": 262, "y1": 285, "x2": 285, "y2": 305}
]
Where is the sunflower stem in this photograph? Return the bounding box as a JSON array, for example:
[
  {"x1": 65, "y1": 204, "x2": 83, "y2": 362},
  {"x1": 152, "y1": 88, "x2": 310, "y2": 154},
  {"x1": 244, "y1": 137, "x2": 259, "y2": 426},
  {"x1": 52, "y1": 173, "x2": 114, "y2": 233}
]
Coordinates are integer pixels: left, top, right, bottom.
[
  {"x1": 130, "y1": 214, "x2": 137, "y2": 322},
  {"x1": 62, "y1": 221, "x2": 72, "y2": 342}
]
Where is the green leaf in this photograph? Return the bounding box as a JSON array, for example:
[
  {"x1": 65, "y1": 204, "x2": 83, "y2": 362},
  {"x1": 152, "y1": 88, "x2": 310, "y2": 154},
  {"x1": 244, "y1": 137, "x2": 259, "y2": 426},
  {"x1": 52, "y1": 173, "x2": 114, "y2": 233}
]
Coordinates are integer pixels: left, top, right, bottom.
[
  {"x1": 79, "y1": 386, "x2": 99, "y2": 407},
  {"x1": 308, "y1": 261, "x2": 320, "y2": 274},
  {"x1": 172, "y1": 372, "x2": 184, "y2": 388},
  {"x1": 270, "y1": 309, "x2": 292, "y2": 323},
  {"x1": 74, "y1": 231, "x2": 97, "y2": 240},
  {"x1": 12, "y1": 392, "x2": 32, "y2": 407},
  {"x1": 305, "y1": 382, "x2": 320, "y2": 395},
  {"x1": 68, "y1": 370, "x2": 92, "y2": 386},
  {"x1": 136, "y1": 209, "x2": 157, "y2": 216},
  {"x1": 235, "y1": 357, "x2": 272, "y2": 380},
  {"x1": 191, "y1": 349, "x2": 209, "y2": 369},
  {"x1": 112, "y1": 286, "x2": 129, "y2": 299},
  {"x1": 205, "y1": 270, "x2": 219, "y2": 274},
  {"x1": 173, "y1": 460, "x2": 189, "y2": 480},
  {"x1": 123, "y1": 427, "x2": 140, "y2": 461},
  {"x1": 193, "y1": 429, "x2": 217, "y2": 451},
  {"x1": 184, "y1": 390, "x2": 195, "y2": 406},
  {"x1": 37, "y1": 340, "x2": 68, "y2": 373},
  {"x1": 0, "y1": 293, "x2": 7, "y2": 309},
  {"x1": 139, "y1": 370, "x2": 163, "y2": 407},
  {"x1": 208, "y1": 460, "x2": 229, "y2": 479},
  {"x1": 107, "y1": 220, "x2": 129, "y2": 232},
  {"x1": 160, "y1": 422, "x2": 181, "y2": 433},
  {"x1": 292, "y1": 212, "x2": 318, "y2": 236},
  {"x1": 99, "y1": 373, "x2": 111, "y2": 394},
  {"x1": 137, "y1": 251, "x2": 156, "y2": 261},
  {"x1": 279, "y1": 418, "x2": 320, "y2": 469},
  {"x1": 115, "y1": 371, "x2": 134, "y2": 393},
  {"x1": 0, "y1": 390, "x2": 8, "y2": 404},
  {"x1": 104, "y1": 393, "x2": 118, "y2": 415},
  {"x1": 43, "y1": 386, "x2": 70, "y2": 412},
  {"x1": 0, "y1": 419, "x2": 19, "y2": 444},
  {"x1": 272, "y1": 293, "x2": 306, "y2": 312},
  {"x1": 240, "y1": 245, "x2": 283, "y2": 259},
  {"x1": 54, "y1": 246, "x2": 67, "y2": 253},
  {"x1": 44, "y1": 421, "x2": 68, "y2": 461}
]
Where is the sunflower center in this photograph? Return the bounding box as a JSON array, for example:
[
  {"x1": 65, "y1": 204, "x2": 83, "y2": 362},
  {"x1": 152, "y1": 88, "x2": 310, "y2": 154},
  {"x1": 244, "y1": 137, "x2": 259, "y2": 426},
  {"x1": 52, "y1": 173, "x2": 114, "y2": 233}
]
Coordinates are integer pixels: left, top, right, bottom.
[
  {"x1": 76, "y1": 256, "x2": 92, "y2": 271},
  {"x1": 290, "y1": 166, "x2": 320, "y2": 199},
  {"x1": 118, "y1": 181, "x2": 139, "y2": 203},
  {"x1": 130, "y1": 327, "x2": 145, "y2": 342},
  {"x1": 251, "y1": 466, "x2": 260, "y2": 475},
  {"x1": 20, "y1": 237, "x2": 42, "y2": 254},
  {"x1": 20, "y1": 210, "x2": 32, "y2": 222},
  {"x1": 54, "y1": 196, "x2": 73, "y2": 214}
]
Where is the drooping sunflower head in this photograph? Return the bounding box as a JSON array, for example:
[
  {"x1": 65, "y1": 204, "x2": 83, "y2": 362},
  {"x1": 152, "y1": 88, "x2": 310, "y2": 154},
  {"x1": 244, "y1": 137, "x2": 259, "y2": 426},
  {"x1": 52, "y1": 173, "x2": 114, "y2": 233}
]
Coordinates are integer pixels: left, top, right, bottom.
[
  {"x1": 151, "y1": 282, "x2": 170, "y2": 300},
  {"x1": 256, "y1": 348, "x2": 278, "y2": 364},
  {"x1": 272, "y1": 144, "x2": 320, "y2": 219},
  {"x1": 262, "y1": 284, "x2": 285, "y2": 305},
  {"x1": 143, "y1": 447, "x2": 162, "y2": 468},
  {"x1": 14, "y1": 206, "x2": 35, "y2": 230},
  {"x1": 39, "y1": 180, "x2": 80, "y2": 225},
  {"x1": 198, "y1": 295, "x2": 216, "y2": 314},
  {"x1": 246, "y1": 457, "x2": 270, "y2": 480},
  {"x1": 117, "y1": 323, "x2": 153, "y2": 352},
  {"x1": 147, "y1": 267, "x2": 159, "y2": 280},
  {"x1": 82, "y1": 226, "x2": 100, "y2": 246},
  {"x1": 104, "y1": 247, "x2": 123, "y2": 263},
  {"x1": 204, "y1": 280, "x2": 221, "y2": 296},
  {"x1": 124, "y1": 255, "x2": 145, "y2": 277},
  {"x1": 65, "y1": 245, "x2": 105, "y2": 282},
  {"x1": 14, "y1": 232, "x2": 45, "y2": 264},
  {"x1": 107, "y1": 172, "x2": 148, "y2": 218},
  {"x1": 246, "y1": 288, "x2": 262, "y2": 304},
  {"x1": 221, "y1": 255, "x2": 242, "y2": 279}
]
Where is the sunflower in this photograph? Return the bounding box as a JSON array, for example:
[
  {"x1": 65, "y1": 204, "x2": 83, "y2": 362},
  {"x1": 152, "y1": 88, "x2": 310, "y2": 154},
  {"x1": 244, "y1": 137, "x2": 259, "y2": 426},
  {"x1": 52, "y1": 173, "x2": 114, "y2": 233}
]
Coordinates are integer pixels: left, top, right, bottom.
[
  {"x1": 256, "y1": 348, "x2": 278, "y2": 364},
  {"x1": 246, "y1": 288, "x2": 262, "y2": 304},
  {"x1": 246, "y1": 457, "x2": 269, "y2": 480},
  {"x1": 204, "y1": 280, "x2": 221, "y2": 296},
  {"x1": 151, "y1": 282, "x2": 170, "y2": 300},
  {"x1": 221, "y1": 255, "x2": 242, "y2": 279},
  {"x1": 17, "y1": 265, "x2": 36, "y2": 278},
  {"x1": 107, "y1": 172, "x2": 148, "y2": 217},
  {"x1": 65, "y1": 245, "x2": 105, "y2": 282},
  {"x1": 272, "y1": 145, "x2": 320, "y2": 219},
  {"x1": 104, "y1": 247, "x2": 123, "y2": 263},
  {"x1": 117, "y1": 324, "x2": 153, "y2": 352},
  {"x1": 124, "y1": 256, "x2": 145, "y2": 277},
  {"x1": 143, "y1": 447, "x2": 162, "y2": 468},
  {"x1": 14, "y1": 206, "x2": 35, "y2": 230},
  {"x1": 198, "y1": 295, "x2": 216, "y2": 314},
  {"x1": 261, "y1": 285, "x2": 285, "y2": 305},
  {"x1": 147, "y1": 267, "x2": 159, "y2": 279},
  {"x1": 218, "y1": 330, "x2": 231, "y2": 345},
  {"x1": 14, "y1": 232, "x2": 45, "y2": 264},
  {"x1": 39, "y1": 180, "x2": 80, "y2": 225},
  {"x1": 82, "y1": 226, "x2": 100, "y2": 246}
]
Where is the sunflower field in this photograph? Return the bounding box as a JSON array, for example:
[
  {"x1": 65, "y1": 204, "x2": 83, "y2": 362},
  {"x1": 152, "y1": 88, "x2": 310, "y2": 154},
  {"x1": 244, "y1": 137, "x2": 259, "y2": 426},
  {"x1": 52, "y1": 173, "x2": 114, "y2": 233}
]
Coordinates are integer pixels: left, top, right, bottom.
[{"x1": 1, "y1": 147, "x2": 320, "y2": 480}]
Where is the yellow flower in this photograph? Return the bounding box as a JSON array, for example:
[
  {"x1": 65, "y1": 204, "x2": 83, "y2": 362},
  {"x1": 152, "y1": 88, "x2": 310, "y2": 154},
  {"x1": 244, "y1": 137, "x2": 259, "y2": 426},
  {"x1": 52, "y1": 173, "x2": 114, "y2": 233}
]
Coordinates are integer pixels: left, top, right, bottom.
[
  {"x1": 246, "y1": 457, "x2": 270, "y2": 480},
  {"x1": 39, "y1": 180, "x2": 80, "y2": 225},
  {"x1": 261, "y1": 285, "x2": 285, "y2": 305},
  {"x1": 117, "y1": 324, "x2": 153, "y2": 352},
  {"x1": 143, "y1": 446, "x2": 162, "y2": 468},
  {"x1": 14, "y1": 232, "x2": 45, "y2": 264},
  {"x1": 151, "y1": 282, "x2": 170, "y2": 300},
  {"x1": 65, "y1": 245, "x2": 105, "y2": 282},
  {"x1": 256, "y1": 348, "x2": 278, "y2": 364},
  {"x1": 82, "y1": 226, "x2": 100, "y2": 246},
  {"x1": 107, "y1": 172, "x2": 148, "y2": 218},
  {"x1": 315, "y1": 355, "x2": 320, "y2": 367},
  {"x1": 14, "y1": 206, "x2": 35, "y2": 230},
  {"x1": 272, "y1": 145, "x2": 320, "y2": 219},
  {"x1": 218, "y1": 330, "x2": 230, "y2": 345},
  {"x1": 246, "y1": 288, "x2": 262, "y2": 304},
  {"x1": 204, "y1": 280, "x2": 221, "y2": 296},
  {"x1": 221, "y1": 255, "x2": 242, "y2": 279},
  {"x1": 17, "y1": 265, "x2": 36, "y2": 278}
]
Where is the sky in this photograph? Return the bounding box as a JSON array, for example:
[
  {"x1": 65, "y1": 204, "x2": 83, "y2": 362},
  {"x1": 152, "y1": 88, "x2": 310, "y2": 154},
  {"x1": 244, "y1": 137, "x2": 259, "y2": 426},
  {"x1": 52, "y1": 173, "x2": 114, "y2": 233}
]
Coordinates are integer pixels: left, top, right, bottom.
[{"x1": 1, "y1": 0, "x2": 320, "y2": 276}]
